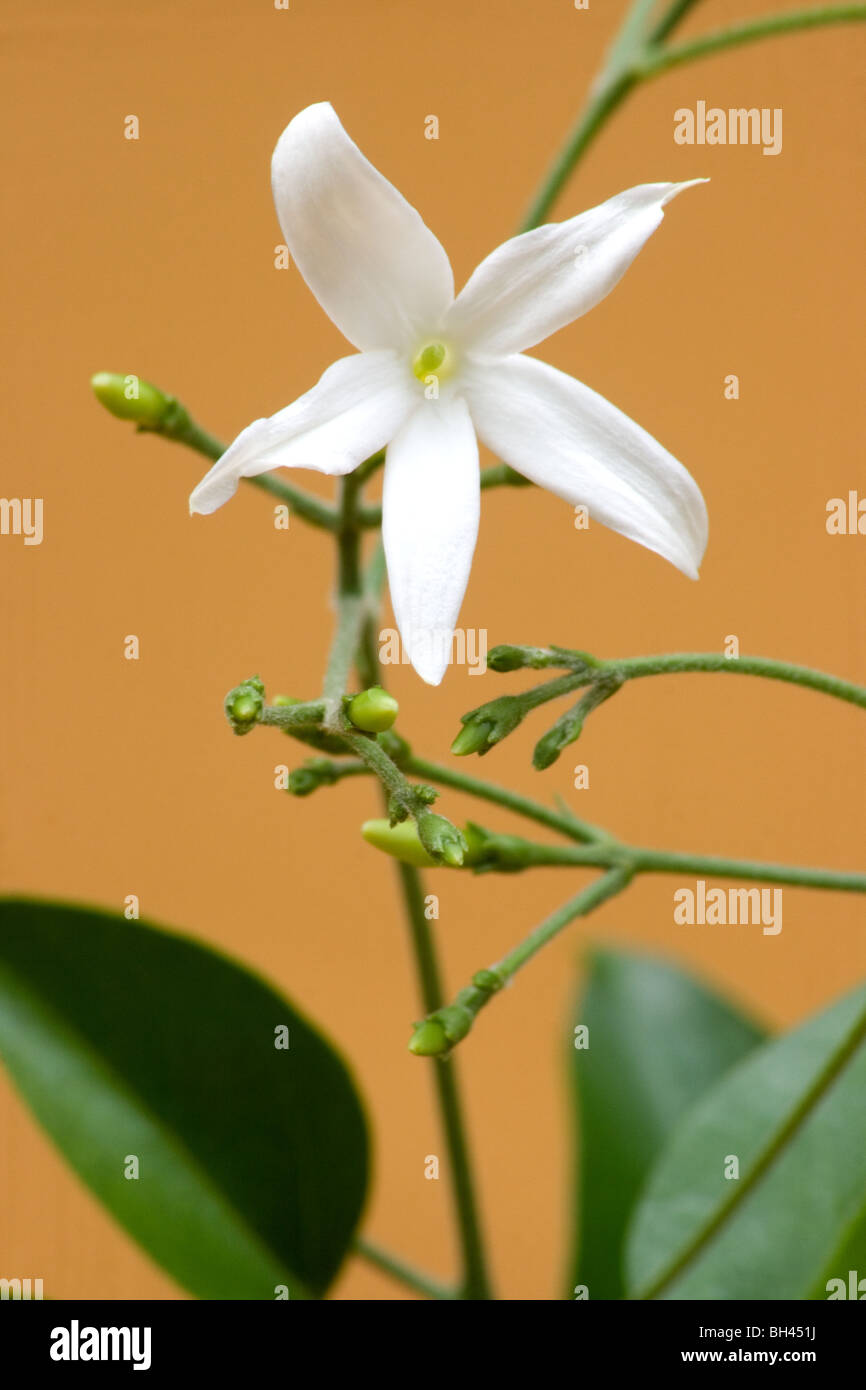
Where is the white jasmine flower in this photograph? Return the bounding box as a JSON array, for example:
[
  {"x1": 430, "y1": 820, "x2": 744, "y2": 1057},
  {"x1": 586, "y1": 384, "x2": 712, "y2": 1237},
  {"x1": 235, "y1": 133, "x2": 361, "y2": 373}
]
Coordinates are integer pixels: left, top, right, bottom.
[{"x1": 190, "y1": 102, "x2": 708, "y2": 685}]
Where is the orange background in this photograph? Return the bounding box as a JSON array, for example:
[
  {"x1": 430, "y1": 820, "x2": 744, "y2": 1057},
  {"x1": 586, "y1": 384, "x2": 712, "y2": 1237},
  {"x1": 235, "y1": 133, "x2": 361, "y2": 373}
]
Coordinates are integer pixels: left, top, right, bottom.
[{"x1": 2, "y1": 0, "x2": 864, "y2": 1300}]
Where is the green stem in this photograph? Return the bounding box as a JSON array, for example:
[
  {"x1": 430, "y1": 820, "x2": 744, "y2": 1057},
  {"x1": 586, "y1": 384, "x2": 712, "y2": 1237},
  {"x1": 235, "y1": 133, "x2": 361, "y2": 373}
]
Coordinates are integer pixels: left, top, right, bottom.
[
  {"x1": 322, "y1": 473, "x2": 371, "y2": 707},
  {"x1": 517, "y1": 0, "x2": 674, "y2": 229},
  {"x1": 151, "y1": 414, "x2": 225, "y2": 462},
  {"x1": 144, "y1": 413, "x2": 339, "y2": 531},
  {"x1": 469, "y1": 832, "x2": 866, "y2": 894},
  {"x1": 430, "y1": 869, "x2": 633, "y2": 1045},
  {"x1": 649, "y1": 0, "x2": 704, "y2": 44},
  {"x1": 630, "y1": 846, "x2": 866, "y2": 893},
  {"x1": 641, "y1": 5, "x2": 866, "y2": 77},
  {"x1": 418, "y1": 835, "x2": 866, "y2": 1051},
  {"x1": 491, "y1": 867, "x2": 632, "y2": 979},
  {"x1": 353, "y1": 1236, "x2": 456, "y2": 1300},
  {"x1": 479, "y1": 463, "x2": 533, "y2": 492},
  {"x1": 638, "y1": 999, "x2": 866, "y2": 1299},
  {"x1": 603, "y1": 0, "x2": 659, "y2": 81},
  {"x1": 341, "y1": 728, "x2": 426, "y2": 815},
  {"x1": 355, "y1": 546, "x2": 386, "y2": 689},
  {"x1": 284, "y1": 742, "x2": 866, "y2": 894},
  {"x1": 407, "y1": 755, "x2": 609, "y2": 845},
  {"x1": 605, "y1": 652, "x2": 866, "y2": 709},
  {"x1": 519, "y1": 68, "x2": 639, "y2": 230},
  {"x1": 260, "y1": 699, "x2": 326, "y2": 730},
  {"x1": 392, "y1": 860, "x2": 493, "y2": 1299},
  {"x1": 325, "y1": 484, "x2": 492, "y2": 1300},
  {"x1": 519, "y1": 1, "x2": 866, "y2": 229},
  {"x1": 322, "y1": 596, "x2": 366, "y2": 707}
]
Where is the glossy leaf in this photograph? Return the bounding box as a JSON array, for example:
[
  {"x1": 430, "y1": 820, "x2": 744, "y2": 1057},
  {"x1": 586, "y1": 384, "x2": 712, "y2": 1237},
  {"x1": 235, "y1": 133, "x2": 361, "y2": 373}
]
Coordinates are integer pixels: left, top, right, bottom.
[
  {"x1": 569, "y1": 947, "x2": 765, "y2": 1298},
  {"x1": 626, "y1": 982, "x2": 866, "y2": 1299},
  {"x1": 0, "y1": 898, "x2": 369, "y2": 1299}
]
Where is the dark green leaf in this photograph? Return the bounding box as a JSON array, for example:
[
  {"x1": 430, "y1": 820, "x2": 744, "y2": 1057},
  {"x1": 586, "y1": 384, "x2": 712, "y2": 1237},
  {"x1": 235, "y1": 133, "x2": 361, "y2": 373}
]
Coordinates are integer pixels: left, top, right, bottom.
[
  {"x1": 568, "y1": 947, "x2": 765, "y2": 1298},
  {"x1": 626, "y1": 982, "x2": 866, "y2": 1299},
  {"x1": 0, "y1": 898, "x2": 368, "y2": 1299}
]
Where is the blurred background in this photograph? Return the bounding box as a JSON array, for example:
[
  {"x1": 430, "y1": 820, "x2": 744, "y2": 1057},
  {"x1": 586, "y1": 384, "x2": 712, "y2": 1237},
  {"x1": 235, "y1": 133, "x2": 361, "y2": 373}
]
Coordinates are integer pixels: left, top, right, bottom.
[{"x1": 1, "y1": 0, "x2": 864, "y2": 1299}]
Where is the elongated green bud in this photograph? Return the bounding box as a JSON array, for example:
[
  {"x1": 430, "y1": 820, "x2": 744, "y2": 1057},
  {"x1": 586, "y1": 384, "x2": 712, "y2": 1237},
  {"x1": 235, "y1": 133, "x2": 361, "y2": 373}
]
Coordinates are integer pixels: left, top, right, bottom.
[
  {"x1": 408, "y1": 1003, "x2": 475, "y2": 1058},
  {"x1": 450, "y1": 719, "x2": 494, "y2": 756},
  {"x1": 408, "y1": 1019, "x2": 450, "y2": 1057},
  {"x1": 289, "y1": 759, "x2": 338, "y2": 796},
  {"x1": 347, "y1": 686, "x2": 399, "y2": 733},
  {"x1": 486, "y1": 644, "x2": 539, "y2": 672},
  {"x1": 361, "y1": 818, "x2": 438, "y2": 867},
  {"x1": 90, "y1": 372, "x2": 174, "y2": 427}
]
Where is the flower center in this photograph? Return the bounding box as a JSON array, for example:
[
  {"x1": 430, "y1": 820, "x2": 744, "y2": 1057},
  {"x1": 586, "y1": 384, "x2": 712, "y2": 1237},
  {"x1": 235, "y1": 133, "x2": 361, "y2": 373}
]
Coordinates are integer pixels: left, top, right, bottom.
[{"x1": 411, "y1": 339, "x2": 457, "y2": 385}]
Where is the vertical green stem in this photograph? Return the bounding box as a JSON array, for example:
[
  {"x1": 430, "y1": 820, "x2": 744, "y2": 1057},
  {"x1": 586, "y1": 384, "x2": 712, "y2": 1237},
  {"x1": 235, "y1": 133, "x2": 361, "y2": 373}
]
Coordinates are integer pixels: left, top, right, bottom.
[
  {"x1": 518, "y1": 0, "x2": 674, "y2": 229},
  {"x1": 329, "y1": 474, "x2": 492, "y2": 1300},
  {"x1": 322, "y1": 474, "x2": 366, "y2": 705},
  {"x1": 650, "y1": 0, "x2": 704, "y2": 44},
  {"x1": 336, "y1": 472, "x2": 363, "y2": 594},
  {"x1": 392, "y1": 859, "x2": 493, "y2": 1300},
  {"x1": 519, "y1": 69, "x2": 638, "y2": 230}
]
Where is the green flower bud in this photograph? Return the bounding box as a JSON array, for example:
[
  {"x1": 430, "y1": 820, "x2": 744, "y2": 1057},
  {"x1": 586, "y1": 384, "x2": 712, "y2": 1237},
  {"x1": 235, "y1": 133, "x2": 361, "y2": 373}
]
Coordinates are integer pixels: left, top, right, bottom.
[
  {"x1": 224, "y1": 676, "x2": 265, "y2": 735},
  {"x1": 361, "y1": 818, "x2": 438, "y2": 868},
  {"x1": 408, "y1": 1019, "x2": 450, "y2": 1057},
  {"x1": 288, "y1": 768, "x2": 319, "y2": 796},
  {"x1": 417, "y1": 811, "x2": 467, "y2": 867},
  {"x1": 452, "y1": 695, "x2": 526, "y2": 757},
  {"x1": 450, "y1": 719, "x2": 494, "y2": 756},
  {"x1": 272, "y1": 694, "x2": 300, "y2": 707},
  {"x1": 90, "y1": 372, "x2": 173, "y2": 427},
  {"x1": 289, "y1": 759, "x2": 338, "y2": 797},
  {"x1": 486, "y1": 644, "x2": 539, "y2": 672},
  {"x1": 532, "y1": 725, "x2": 576, "y2": 771},
  {"x1": 347, "y1": 685, "x2": 399, "y2": 733}
]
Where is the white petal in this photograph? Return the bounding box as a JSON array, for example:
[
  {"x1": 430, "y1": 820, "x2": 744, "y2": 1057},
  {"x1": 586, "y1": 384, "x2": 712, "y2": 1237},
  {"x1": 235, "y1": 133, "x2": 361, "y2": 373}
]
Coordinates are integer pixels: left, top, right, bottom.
[
  {"x1": 445, "y1": 181, "x2": 706, "y2": 356},
  {"x1": 382, "y1": 396, "x2": 479, "y2": 685},
  {"x1": 463, "y1": 354, "x2": 707, "y2": 577},
  {"x1": 271, "y1": 102, "x2": 454, "y2": 351},
  {"x1": 190, "y1": 350, "x2": 415, "y2": 515}
]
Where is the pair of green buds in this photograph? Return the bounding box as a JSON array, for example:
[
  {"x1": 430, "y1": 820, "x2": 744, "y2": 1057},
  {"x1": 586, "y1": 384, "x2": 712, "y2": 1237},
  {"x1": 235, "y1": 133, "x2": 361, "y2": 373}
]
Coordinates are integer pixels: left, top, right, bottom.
[{"x1": 225, "y1": 681, "x2": 400, "y2": 735}]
